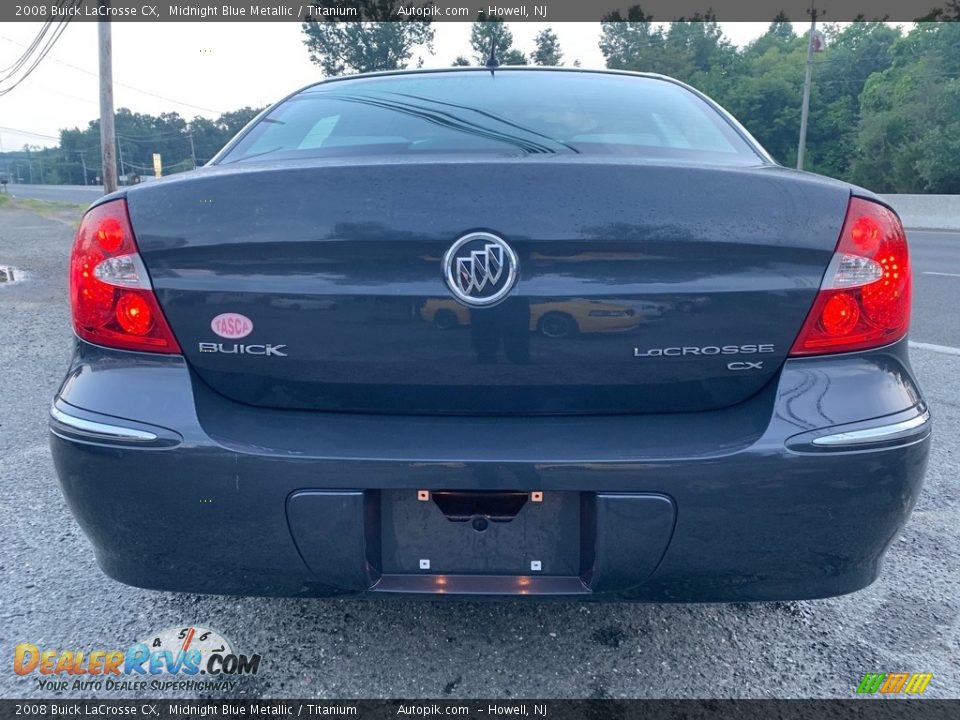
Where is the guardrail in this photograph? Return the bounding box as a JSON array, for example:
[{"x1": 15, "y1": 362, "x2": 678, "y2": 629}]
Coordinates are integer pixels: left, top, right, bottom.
[{"x1": 881, "y1": 195, "x2": 960, "y2": 231}]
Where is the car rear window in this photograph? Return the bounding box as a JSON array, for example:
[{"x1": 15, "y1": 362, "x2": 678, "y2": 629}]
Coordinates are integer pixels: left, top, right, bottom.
[{"x1": 219, "y1": 70, "x2": 761, "y2": 164}]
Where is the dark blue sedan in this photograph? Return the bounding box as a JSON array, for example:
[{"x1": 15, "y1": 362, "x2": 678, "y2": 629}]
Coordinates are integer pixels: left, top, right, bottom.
[{"x1": 50, "y1": 69, "x2": 930, "y2": 600}]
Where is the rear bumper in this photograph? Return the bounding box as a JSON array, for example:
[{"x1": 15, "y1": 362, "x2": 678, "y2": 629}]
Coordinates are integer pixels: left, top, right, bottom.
[{"x1": 50, "y1": 339, "x2": 931, "y2": 601}]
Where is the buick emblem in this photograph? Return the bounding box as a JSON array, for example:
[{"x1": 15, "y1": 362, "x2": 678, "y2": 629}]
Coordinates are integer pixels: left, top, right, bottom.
[{"x1": 443, "y1": 232, "x2": 519, "y2": 307}]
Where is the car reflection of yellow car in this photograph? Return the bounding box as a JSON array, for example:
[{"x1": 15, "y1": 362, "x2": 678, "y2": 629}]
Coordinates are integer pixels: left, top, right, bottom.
[
  {"x1": 419, "y1": 299, "x2": 640, "y2": 337},
  {"x1": 420, "y1": 299, "x2": 471, "y2": 330},
  {"x1": 532, "y1": 300, "x2": 639, "y2": 338}
]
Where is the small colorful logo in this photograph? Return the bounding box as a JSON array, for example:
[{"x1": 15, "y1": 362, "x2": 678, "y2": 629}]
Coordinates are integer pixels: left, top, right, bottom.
[
  {"x1": 211, "y1": 312, "x2": 254, "y2": 339},
  {"x1": 856, "y1": 672, "x2": 933, "y2": 694},
  {"x1": 14, "y1": 626, "x2": 261, "y2": 692}
]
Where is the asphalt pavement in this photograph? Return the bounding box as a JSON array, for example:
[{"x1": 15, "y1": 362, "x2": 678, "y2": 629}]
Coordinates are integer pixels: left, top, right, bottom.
[
  {"x1": 0, "y1": 199, "x2": 957, "y2": 700},
  {"x1": 4, "y1": 183, "x2": 105, "y2": 205},
  {"x1": 910, "y1": 230, "x2": 960, "y2": 349}
]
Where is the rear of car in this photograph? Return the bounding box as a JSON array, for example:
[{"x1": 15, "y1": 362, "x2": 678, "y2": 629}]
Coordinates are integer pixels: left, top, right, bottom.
[{"x1": 50, "y1": 69, "x2": 930, "y2": 600}]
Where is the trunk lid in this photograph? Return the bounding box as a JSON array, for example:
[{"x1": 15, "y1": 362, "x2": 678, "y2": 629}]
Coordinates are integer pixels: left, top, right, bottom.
[{"x1": 126, "y1": 158, "x2": 849, "y2": 415}]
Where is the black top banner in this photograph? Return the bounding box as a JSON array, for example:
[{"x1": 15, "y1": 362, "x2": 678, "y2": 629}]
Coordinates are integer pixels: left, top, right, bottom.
[{"x1": 3, "y1": 0, "x2": 959, "y2": 23}]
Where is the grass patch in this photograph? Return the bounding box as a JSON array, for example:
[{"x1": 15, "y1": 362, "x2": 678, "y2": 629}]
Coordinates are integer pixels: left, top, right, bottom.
[
  {"x1": 3, "y1": 196, "x2": 87, "y2": 227},
  {"x1": 18, "y1": 197, "x2": 87, "y2": 214}
]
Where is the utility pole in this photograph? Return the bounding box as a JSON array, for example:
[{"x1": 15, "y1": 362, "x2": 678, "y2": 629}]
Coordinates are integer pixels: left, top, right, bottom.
[
  {"x1": 117, "y1": 138, "x2": 126, "y2": 180},
  {"x1": 797, "y1": 0, "x2": 822, "y2": 171},
  {"x1": 78, "y1": 150, "x2": 88, "y2": 185},
  {"x1": 188, "y1": 131, "x2": 197, "y2": 169},
  {"x1": 98, "y1": 3, "x2": 118, "y2": 193}
]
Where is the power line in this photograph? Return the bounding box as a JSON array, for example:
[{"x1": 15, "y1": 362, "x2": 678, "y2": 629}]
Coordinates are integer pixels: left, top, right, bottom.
[
  {"x1": 35, "y1": 83, "x2": 99, "y2": 106},
  {"x1": 0, "y1": 21, "x2": 54, "y2": 78},
  {"x1": 120, "y1": 159, "x2": 158, "y2": 172},
  {"x1": 0, "y1": 6, "x2": 78, "y2": 98},
  {"x1": 117, "y1": 131, "x2": 193, "y2": 143},
  {"x1": 0, "y1": 32, "x2": 225, "y2": 115},
  {"x1": 0, "y1": 24, "x2": 67, "y2": 94},
  {"x1": 1, "y1": 123, "x2": 205, "y2": 153},
  {"x1": 0, "y1": 0, "x2": 71, "y2": 78},
  {"x1": 0, "y1": 125, "x2": 60, "y2": 141}
]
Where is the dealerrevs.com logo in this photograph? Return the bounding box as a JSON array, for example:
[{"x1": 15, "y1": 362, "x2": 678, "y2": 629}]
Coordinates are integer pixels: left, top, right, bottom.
[{"x1": 14, "y1": 626, "x2": 261, "y2": 693}]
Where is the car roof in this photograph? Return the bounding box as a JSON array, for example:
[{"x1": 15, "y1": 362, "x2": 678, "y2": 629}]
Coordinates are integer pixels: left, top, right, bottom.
[{"x1": 298, "y1": 66, "x2": 673, "y2": 93}]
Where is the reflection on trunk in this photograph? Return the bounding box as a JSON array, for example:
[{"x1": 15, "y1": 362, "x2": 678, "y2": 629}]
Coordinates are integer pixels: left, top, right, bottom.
[
  {"x1": 127, "y1": 158, "x2": 849, "y2": 414},
  {"x1": 419, "y1": 298, "x2": 644, "y2": 339}
]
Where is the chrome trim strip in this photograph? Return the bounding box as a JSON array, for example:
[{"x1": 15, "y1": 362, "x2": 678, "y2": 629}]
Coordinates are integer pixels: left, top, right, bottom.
[
  {"x1": 812, "y1": 411, "x2": 930, "y2": 447},
  {"x1": 50, "y1": 406, "x2": 158, "y2": 442}
]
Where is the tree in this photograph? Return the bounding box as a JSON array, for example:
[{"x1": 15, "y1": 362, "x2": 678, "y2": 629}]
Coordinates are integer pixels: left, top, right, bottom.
[
  {"x1": 851, "y1": 22, "x2": 960, "y2": 192},
  {"x1": 301, "y1": 2, "x2": 434, "y2": 76},
  {"x1": 42, "y1": 104, "x2": 268, "y2": 183},
  {"x1": 451, "y1": 55, "x2": 471, "y2": 66},
  {"x1": 532, "y1": 28, "x2": 563, "y2": 66},
  {"x1": 501, "y1": 48, "x2": 527, "y2": 65},
  {"x1": 915, "y1": 0, "x2": 960, "y2": 20},
  {"x1": 744, "y1": 15, "x2": 802, "y2": 58},
  {"x1": 662, "y1": 14, "x2": 734, "y2": 78},
  {"x1": 599, "y1": 6, "x2": 660, "y2": 70},
  {"x1": 600, "y1": 7, "x2": 735, "y2": 96},
  {"x1": 805, "y1": 22, "x2": 900, "y2": 178},
  {"x1": 10, "y1": 14, "x2": 960, "y2": 192},
  {"x1": 703, "y1": 19, "x2": 806, "y2": 165},
  {"x1": 215, "y1": 106, "x2": 263, "y2": 136},
  {"x1": 719, "y1": 42, "x2": 807, "y2": 165},
  {"x1": 188, "y1": 107, "x2": 264, "y2": 164},
  {"x1": 470, "y1": 15, "x2": 525, "y2": 65}
]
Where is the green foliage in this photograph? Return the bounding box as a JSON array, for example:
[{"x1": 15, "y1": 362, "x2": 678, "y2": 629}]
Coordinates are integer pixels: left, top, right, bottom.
[
  {"x1": 803, "y1": 22, "x2": 899, "y2": 179},
  {"x1": 1, "y1": 106, "x2": 264, "y2": 185},
  {"x1": 501, "y1": 49, "x2": 528, "y2": 65},
  {"x1": 4, "y1": 17, "x2": 959, "y2": 194},
  {"x1": 915, "y1": 0, "x2": 960, "y2": 21},
  {"x1": 851, "y1": 23, "x2": 960, "y2": 192},
  {"x1": 600, "y1": 10, "x2": 736, "y2": 91},
  {"x1": 599, "y1": 6, "x2": 660, "y2": 71},
  {"x1": 470, "y1": 16, "x2": 525, "y2": 65},
  {"x1": 532, "y1": 28, "x2": 563, "y2": 66},
  {"x1": 717, "y1": 24, "x2": 807, "y2": 166},
  {"x1": 301, "y1": 3, "x2": 434, "y2": 76},
  {"x1": 451, "y1": 55, "x2": 471, "y2": 66},
  {"x1": 600, "y1": 9, "x2": 960, "y2": 192}
]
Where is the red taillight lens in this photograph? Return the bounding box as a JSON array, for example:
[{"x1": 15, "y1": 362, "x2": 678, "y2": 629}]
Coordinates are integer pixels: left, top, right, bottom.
[
  {"x1": 115, "y1": 292, "x2": 154, "y2": 335},
  {"x1": 790, "y1": 197, "x2": 910, "y2": 356},
  {"x1": 70, "y1": 199, "x2": 181, "y2": 353}
]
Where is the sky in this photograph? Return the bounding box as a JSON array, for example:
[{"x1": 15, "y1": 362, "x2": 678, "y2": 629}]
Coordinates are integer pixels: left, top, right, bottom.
[{"x1": 0, "y1": 22, "x2": 777, "y2": 151}]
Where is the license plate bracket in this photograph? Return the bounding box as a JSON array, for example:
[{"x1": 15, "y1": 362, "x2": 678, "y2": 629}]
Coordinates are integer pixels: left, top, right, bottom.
[{"x1": 380, "y1": 490, "x2": 581, "y2": 576}]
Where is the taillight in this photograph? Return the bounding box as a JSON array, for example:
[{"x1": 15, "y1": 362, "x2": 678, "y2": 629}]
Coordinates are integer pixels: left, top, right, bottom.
[
  {"x1": 69, "y1": 199, "x2": 181, "y2": 353},
  {"x1": 790, "y1": 197, "x2": 910, "y2": 356}
]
